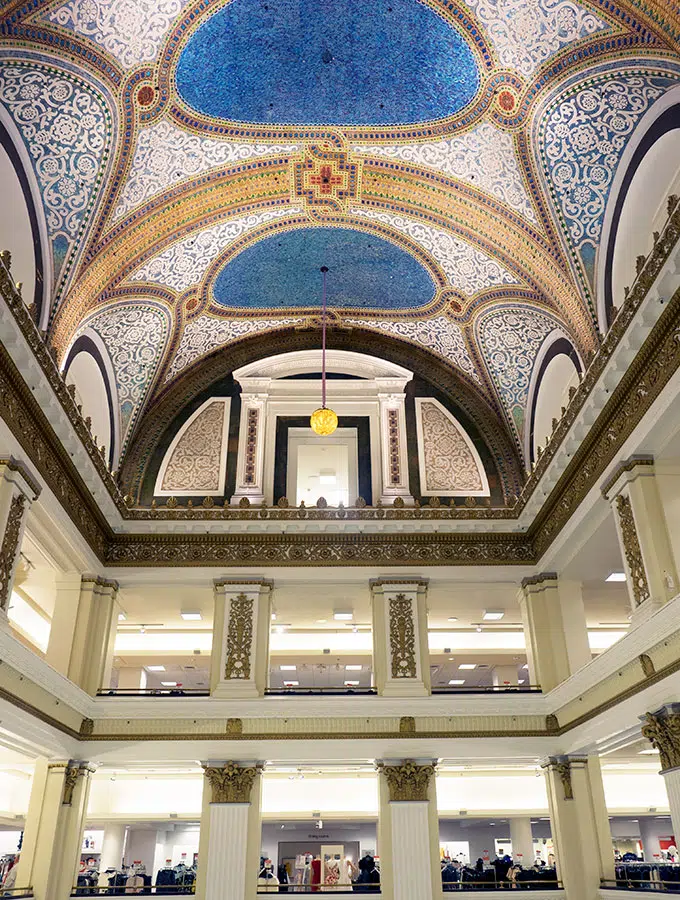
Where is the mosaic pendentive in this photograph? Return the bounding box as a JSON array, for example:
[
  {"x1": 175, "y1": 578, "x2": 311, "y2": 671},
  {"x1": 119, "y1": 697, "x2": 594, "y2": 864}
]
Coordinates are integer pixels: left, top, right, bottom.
[
  {"x1": 76, "y1": 303, "x2": 170, "y2": 447},
  {"x1": 115, "y1": 119, "x2": 299, "y2": 222},
  {"x1": 417, "y1": 400, "x2": 487, "y2": 495},
  {"x1": 354, "y1": 123, "x2": 537, "y2": 224},
  {"x1": 160, "y1": 400, "x2": 226, "y2": 493},
  {"x1": 47, "y1": 0, "x2": 189, "y2": 70},
  {"x1": 175, "y1": 0, "x2": 481, "y2": 126},
  {"x1": 477, "y1": 306, "x2": 563, "y2": 438},
  {"x1": 210, "y1": 226, "x2": 437, "y2": 311},
  {"x1": 352, "y1": 208, "x2": 518, "y2": 296},
  {"x1": 0, "y1": 62, "x2": 111, "y2": 292},
  {"x1": 130, "y1": 207, "x2": 302, "y2": 294}
]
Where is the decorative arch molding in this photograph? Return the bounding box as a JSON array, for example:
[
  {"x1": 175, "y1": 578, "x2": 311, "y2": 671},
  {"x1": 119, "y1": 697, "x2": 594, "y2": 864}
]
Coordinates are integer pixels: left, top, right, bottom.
[
  {"x1": 597, "y1": 84, "x2": 680, "y2": 331},
  {"x1": 0, "y1": 108, "x2": 51, "y2": 326},
  {"x1": 233, "y1": 350, "x2": 412, "y2": 382},
  {"x1": 414, "y1": 397, "x2": 490, "y2": 497},
  {"x1": 62, "y1": 329, "x2": 121, "y2": 470},
  {"x1": 524, "y1": 330, "x2": 583, "y2": 464},
  {"x1": 121, "y1": 326, "x2": 523, "y2": 503}
]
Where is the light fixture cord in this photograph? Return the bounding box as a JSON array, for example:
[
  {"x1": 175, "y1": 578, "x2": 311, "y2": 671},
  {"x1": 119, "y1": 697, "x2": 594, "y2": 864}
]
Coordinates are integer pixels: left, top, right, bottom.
[{"x1": 321, "y1": 265, "x2": 328, "y2": 409}]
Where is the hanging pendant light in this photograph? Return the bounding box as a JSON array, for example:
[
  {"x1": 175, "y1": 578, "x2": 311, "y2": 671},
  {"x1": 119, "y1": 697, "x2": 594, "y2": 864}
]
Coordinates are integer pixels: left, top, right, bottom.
[{"x1": 310, "y1": 265, "x2": 338, "y2": 436}]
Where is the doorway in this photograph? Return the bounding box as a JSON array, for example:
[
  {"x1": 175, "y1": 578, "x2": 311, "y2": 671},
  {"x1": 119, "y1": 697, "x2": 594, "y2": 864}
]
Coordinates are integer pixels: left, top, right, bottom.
[{"x1": 287, "y1": 427, "x2": 359, "y2": 507}]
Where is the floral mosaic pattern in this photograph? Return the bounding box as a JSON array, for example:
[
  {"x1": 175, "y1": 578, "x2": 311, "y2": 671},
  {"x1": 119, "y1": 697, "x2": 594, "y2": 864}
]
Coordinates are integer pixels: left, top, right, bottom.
[
  {"x1": 0, "y1": 63, "x2": 110, "y2": 283},
  {"x1": 114, "y1": 120, "x2": 298, "y2": 221},
  {"x1": 540, "y1": 70, "x2": 676, "y2": 280},
  {"x1": 352, "y1": 208, "x2": 518, "y2": 296},
  {"x1": 477, "y1": 306, "x2": 561, "y2": 437},
  {"x1": 345, "y1": 315, "x2": 480, "y2": 383},
  {"x1": 354, "y1": 123, "x2": 537, "y2": 223},
  {"x1": 467, "y1": 0, "x2": 607, "y2": 77},
  {"x1": 419, "y1": 401, "x2": 484, "y2": 493},
  {"x1": 161, "y1": 400, "x2": 226, "y2": 493},
  {"x1": 130, "y1": 207, "x2": 303, "y2": 293},
  {"x1": 47, "y1": 0, "x2": 188, "y2": 70},
  {"x1": 166, "y1": 315, "x2": 301, "y2": 381},
  {"x1": 79, "y1": 304, "x2": 170, "y2": 445}
]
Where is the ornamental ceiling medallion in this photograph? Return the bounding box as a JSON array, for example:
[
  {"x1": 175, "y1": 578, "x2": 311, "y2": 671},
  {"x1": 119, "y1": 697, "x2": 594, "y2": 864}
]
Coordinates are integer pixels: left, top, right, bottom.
[{"x1": 2, "y1": 0, "x2": 680, "y2": 481}]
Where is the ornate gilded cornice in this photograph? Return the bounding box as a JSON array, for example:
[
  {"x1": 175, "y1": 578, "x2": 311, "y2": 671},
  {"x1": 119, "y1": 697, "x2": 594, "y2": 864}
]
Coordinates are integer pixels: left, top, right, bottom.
[
  {"x1": 0, "y1": 457, "x2": 42, "y2": 500},
  {"x1": 202, "y1": 761, "x2": 261, "y2": 803},
  {"x1": 641, "y1": 707, "x2": 680, "y2": 772},
  {"x1": 81, "y1": 574, "x2": 119, "y2": 591},
  {"x1": 378, "y1": 760, "x2": 436, "y2": 802},
  {"x1": 600, "y1": 455, "x2": 655, "y2": 500},
  {"x1": 520, "y1": 572, "x2": 558, "y2": 590}
]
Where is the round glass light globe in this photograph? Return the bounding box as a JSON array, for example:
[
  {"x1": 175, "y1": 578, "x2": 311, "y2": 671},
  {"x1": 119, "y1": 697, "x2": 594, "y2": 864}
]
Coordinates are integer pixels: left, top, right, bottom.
[{"x1": 310, "y1": 407, "x2": 338, "y2": 436}]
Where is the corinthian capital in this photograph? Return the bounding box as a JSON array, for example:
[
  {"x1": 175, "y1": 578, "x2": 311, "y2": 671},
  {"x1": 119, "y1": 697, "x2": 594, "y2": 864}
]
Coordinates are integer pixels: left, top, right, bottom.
[
  {"x1": 378, "y1": 760, "x2": 436, "y2": 801},
  {"x1": 202, "y1": 761, "x2": 261, "y2": 803},
  {"x1": 642, "y1": 707, "x2": 680, "y2": 772}
]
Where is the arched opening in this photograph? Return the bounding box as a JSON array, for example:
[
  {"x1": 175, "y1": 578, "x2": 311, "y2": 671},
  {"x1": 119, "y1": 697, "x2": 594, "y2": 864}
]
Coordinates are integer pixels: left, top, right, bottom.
[{"x1": 526, "y1": 335, "x2": 582, "y2": 464}]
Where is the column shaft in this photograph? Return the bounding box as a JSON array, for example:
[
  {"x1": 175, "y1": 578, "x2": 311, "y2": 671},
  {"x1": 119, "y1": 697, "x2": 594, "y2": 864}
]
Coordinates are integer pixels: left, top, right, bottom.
[
  {"x1": 371, "y1": 580, "x2": 429, "y2": 697},
  {"x1": 639, "y1": 817, "x2": 663, "y2": 863},
  {"x1": 509, "y1": 816, "x2": 534, "y2": 865},
  {"x1": 67, "y1": 576, "x2": 119, "y2": 694},
  {"x1": 100, "y1": 824, "x2": 126, "y2": 872},
  {"x1": 45, "y1": 572, "x2": 82, "y2": 674},
  {"x1": 211, "y1": 580, "x2": 272, "y2": 697}
]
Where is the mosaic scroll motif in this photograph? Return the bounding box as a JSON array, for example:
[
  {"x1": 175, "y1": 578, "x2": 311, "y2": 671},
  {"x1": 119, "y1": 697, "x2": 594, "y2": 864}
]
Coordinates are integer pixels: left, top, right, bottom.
[
  {"x1": 160, "y1": 401, "x2": 225, "y2": 493},
  {"x1": 614, "y1": 494, "x2": 650, "y2": 607},
  {"x1": 389, "y1": 593, "x2": 417, "y2": 679},
  {"x1": 419, "y1": 401, "x2": 484, "y2": 493},
  {"x1": 0, "y1": 492, "x2": 26, "y2": 611},
  {"x1": 224, "y1": 593, "x2": 254, "y2": 680}
]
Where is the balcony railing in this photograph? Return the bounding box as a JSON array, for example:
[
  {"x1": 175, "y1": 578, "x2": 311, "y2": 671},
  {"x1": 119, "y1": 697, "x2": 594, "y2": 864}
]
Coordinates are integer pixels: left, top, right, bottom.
[
  {"x1": 264, "y1": 686, "x2": 377, "y2": 696},
  {"x1": 96, "y1": 688, "x2": 210, "y2": 697},
  {"x1": 432, "y1": 684, "x2": 542, "y2": 694}
]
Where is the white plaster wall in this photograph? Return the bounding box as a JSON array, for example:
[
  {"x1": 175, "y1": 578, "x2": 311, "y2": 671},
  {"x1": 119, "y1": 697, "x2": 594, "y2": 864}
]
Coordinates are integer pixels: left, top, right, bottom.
[
  {"x1": 0, "y1": 142, "x2": 35, "y2": 303},
  {"x1": 65, "y1": 351, "x2": 112, "y2": 460},
  {"x1": 532, "y1": 354, "x2": 580, "y2": 459}
]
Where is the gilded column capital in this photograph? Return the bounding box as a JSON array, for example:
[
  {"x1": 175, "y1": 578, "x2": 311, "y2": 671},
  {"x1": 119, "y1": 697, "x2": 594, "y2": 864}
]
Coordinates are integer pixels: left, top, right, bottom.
[
  {"x1": 541, "y1": 756, "x2": 587, "y2": 801},
  {"x1": 378, "y1": 760, "x2": 436, "y2": 801},
  {"x1": 48, "y1": 761, "x2": 96, "y2": 804},
  {"x1": 641, "y1": 706, "x2": 680, "y2": 772},
  {"x1": 520, "y1": 572, "x2": 558, "y2": 593},
  {"x1": 202, "y1": 761, "x2": 261, "y2": 803}
]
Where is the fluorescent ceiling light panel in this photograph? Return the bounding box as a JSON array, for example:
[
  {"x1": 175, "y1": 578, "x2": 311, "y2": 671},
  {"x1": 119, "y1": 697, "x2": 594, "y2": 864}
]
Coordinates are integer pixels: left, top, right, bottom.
[
  {"x1": 280, "y1": 665, "x2": 297, "y2": 671},
  {"x1": 118, "y1": 612, "x2": 127, "y2": 621},
  {"x1": 180, "y1": 611, "x2": 202, "y2": 621},
  {"x1": 345, "y1": 665, "x2": 362, "y2": 671},
  {"x1": 483, "y1": 610, "x2": 505, "y2": 621},
  {"x1": 458, "y1": 663, "x2": 476, "y2": 670},
  {"x1": 161, "y1": 681, "x2": 178, "y2": 687},
  {"x1": 606, "y1": 572, "x2": 627, "y2": 582},
  {"x1": 146, "y1": 665, "x2": 166, "y2": 672},
  {"x1": 333, "y1": 611, "x2": 353, "y2": 621},
  {"x1": 448, "y1": 679, "x2": 465, "y2": 685},
  {"x1": 447, "y1": 616, "x2": 458, "y2": 622}
]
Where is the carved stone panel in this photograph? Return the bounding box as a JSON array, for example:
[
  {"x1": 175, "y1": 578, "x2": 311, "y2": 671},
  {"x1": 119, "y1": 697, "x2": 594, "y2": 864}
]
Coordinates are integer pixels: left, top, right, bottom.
[
  {"x1": 615, "y1": 494, "x2": 650, "y2": 607},
  {"x1": 224, "y1": 594, "x2": 254, "y2": 680},
  {"x1": 202, "y1": 762, "x2": 260, "y2": 803},
  {"x1": 379, "y1": 761, "x2": 435, "y2": 801},
  {"x1": 389, "y1": 594, "x2": 417, "y2": 679},
  {"x1": 0, "y1": 492, "x2": 26, "y2": 610}
]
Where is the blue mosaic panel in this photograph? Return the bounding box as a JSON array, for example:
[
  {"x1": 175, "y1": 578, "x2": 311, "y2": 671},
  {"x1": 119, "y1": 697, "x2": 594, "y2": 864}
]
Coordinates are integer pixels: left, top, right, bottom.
[
  {"x1": 212, "y1": 227, "x2": 437, "y2": 310},
  {"x1": 176, "y1": 0, "x2": 480, "y2": 126}
]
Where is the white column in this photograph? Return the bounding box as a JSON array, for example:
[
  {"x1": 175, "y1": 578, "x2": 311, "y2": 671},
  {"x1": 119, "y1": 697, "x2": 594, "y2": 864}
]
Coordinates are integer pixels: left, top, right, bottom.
[
  {"x1": 117, "y1": 667, "x2": 147, "y2": 691},
  {"x1": 378, "y1": 761, "x2": 439, "y2": 900},
  {"x1": 641, "y1": 705, "x2": 680, "y2": 840},
  {"x1": 231, "y1": 382, "x2": 270, "y2": 506},
  {"x1": 604, "y1": 458, "x2": 678, "y2": 626},
  {"x1": 0, "y1": 458, "x2": 40, "y2": 622},
  {"x1": 211, "y1": 579, "x2": 272, "y2": 697},
  {"x1": 510, "y1": 816, "x2": 534, "y2": 865},
  {"x1": 639, "y1": 817, "x2": 663, "y2": 863},
  {"x1": 200, "y1": 763, "x2": 262, "y2": 900},
  {"x1": 45, "y1": 572, "x2": 82, "y2": 673},
  {"x1": 492, "y1": 666, "x2": 518, "y2": 687},
  {"x1": 377, "y1": 386, "x2": 413, "y2": 506},
  {"x1": 371, "y1": 579, "x2": 430, "y2": 697},
  {"x1": 542, "y1": 756, "x2": 614, "y2": 900},
  {"x1": 68, "y1": 575, "x2": 119, "y2": 695},
  {"x1": 100, "y1": 824, "x2": 126, "y2": 872}
]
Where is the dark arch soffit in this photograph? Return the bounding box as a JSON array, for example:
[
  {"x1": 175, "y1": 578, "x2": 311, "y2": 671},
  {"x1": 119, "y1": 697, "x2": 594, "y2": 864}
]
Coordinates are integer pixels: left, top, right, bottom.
[
  {"x1": 121, "y1": 326, "x2": 524, "y2": 503},
  {"x1": 63, "y1": 335, "x2": 117, "y2": 470},
  {"x1": 526, "y1": 337, "x2": 582, "y2": 466}
]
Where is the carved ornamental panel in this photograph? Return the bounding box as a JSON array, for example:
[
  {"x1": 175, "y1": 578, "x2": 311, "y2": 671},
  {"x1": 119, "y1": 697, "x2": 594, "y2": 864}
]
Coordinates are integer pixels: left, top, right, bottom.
[
  {"x1": 388, "y1": 594, "x2": 417, "y2": 679},
  {"x1": 615, "y1": 494, "x2": 650, "y2": 607},
  {"x1": 224, "y1": 593, "x2": 254, "y2": 680}
]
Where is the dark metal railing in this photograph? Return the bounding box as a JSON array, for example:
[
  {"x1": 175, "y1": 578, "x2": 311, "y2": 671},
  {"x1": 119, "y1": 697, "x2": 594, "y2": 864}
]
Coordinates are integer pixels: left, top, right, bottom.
[
  {"x1": 2, "y1": 889, "x2": 34, "y2": 899},
  {"x1": 432, "y1": 684, "x2": 542, "y2": 694},
  {"x1": 96, "y1": 689, "x2": 210, "y2": 697},
  {"x1": 264, "y1": 687, "x2": 377, "y2": 696},
  {"x1": 602, "y1": 877, "x2": 680, "y2": 892},
  {"x1": 70, "y1": 887, "x2": 195, "y2": 896}
]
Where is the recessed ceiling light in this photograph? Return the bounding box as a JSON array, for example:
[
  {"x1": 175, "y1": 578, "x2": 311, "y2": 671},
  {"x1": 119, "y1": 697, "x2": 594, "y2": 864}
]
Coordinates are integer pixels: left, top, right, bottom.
[
  {"x1": 146, "y1": 665, "x2": 166, "y2": 672},
  {"x1": 280, "y1": 665, "x2": 297, "y2": 671},
  {"x1": 345, "y1": 665, "x2": 362, "y2": 671},
  {"x1": 117, "y1": 612, "x2": 127, "y2": 621},
  {"x1": 180, "y1": 611, "x2": 202, "y2": 621},
  {"x1": 448, "y1": 657, "x2": 454, "y2": 661},
  {"x1": 161, "y1": 681, "x2": 178, "y2": 687},
  {"x1": 283, "y1": 680, "x2": 299, "y2": 687},
  {"x1": 483, "y1": 610, "x2": 505, "y2": 621},
  {"x1": 606, "y1": 572, "x2": 627, "y2": 582},
  {"x1": 271, "y1": 613, "x2": 277, "y2": 620},
  {"x1": 458, "y1": 663, "x2": 476, "y2": 670},
  {"x1": 334, "y1": 611, "x2": 353, "y2": 621},
  {"x1": 448, "y1": 679, "x2": 465, "y2": 685},
  {"x1": 447, "y1": 616, "x2": 458, "y2": 622},
  {"x1": 316, "y1": 619, "x2": 328, "y2": 624},
  {"x1": 344, "y1": 681, "x2": 360, "y2": 686}
]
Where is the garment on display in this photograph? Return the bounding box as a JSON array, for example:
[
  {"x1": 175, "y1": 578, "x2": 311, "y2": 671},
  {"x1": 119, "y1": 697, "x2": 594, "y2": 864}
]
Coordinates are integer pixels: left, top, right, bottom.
[
  {"x1": 0, "y1": 854, "x2": 19, "y2": 893},
  {"x1": 613, "y1": 861, "x2": 680, "y2": 890},
  {"x1": 440, "y1": 857, "x2": 559, "y2": 891}
]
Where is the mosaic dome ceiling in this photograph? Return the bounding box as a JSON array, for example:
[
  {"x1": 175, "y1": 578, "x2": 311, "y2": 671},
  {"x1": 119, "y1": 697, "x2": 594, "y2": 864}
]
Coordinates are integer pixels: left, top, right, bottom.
[{"x1": 1, "y1": 0, "x2": 680, "y2": 474}]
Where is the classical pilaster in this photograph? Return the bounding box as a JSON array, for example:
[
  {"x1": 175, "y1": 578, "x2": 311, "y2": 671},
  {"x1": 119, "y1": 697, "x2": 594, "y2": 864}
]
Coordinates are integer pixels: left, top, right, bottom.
[
  {"x1": 16, "y1": 758, "x2": 96, "y2": 900},
  {"x1": 542, "y1": 755, "x2": 614, "y2": 899},
  {"x1": 518, "y1": 574, "x2": 590, "y2": 691},
  {"x1": 603, "y1": 458, "x2": 678, "y2": 625},
  {"x1": 377, "y1": 761, "x2": 440, "y2": 900},
  {"x1": 197, "y1": 762, "x2": 263, "y2": 900},
  {"x1": 371, "y1": 579, "x2": 430, "y2": 697},
  {"x1": 211, "y1": 579, "x2": 272, "y2": 697},
  {"x1": 641, "y1": 704, "x2": 680, "y2": 840},
  {"x1": 377, "y1": 386, "x2": 413, "y2": 506},
  {"x1": 231, "y1": 382, "x2": 270, "y2": 506},
  {"x1": 0, "y1": 458, "x2": 40, "y2": 622},
  {"x1": 46, "y1": 574, "x2": 119, "y2": 694}
]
